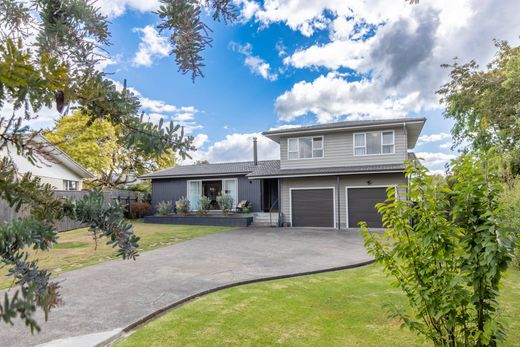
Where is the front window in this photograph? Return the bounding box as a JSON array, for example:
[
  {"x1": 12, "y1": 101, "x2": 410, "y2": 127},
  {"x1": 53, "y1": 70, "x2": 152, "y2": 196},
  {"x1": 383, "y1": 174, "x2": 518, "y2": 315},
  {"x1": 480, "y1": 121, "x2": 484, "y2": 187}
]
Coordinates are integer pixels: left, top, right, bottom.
[
  {"x1": 288, "y1": 137, "x2": 324, "y2": 160},
  {"x1": 354, "y1": 131, "x2": 394, "y2": 156},
  {"x1": 63, "y1": 180, "x2": 78, "y2": 191}
]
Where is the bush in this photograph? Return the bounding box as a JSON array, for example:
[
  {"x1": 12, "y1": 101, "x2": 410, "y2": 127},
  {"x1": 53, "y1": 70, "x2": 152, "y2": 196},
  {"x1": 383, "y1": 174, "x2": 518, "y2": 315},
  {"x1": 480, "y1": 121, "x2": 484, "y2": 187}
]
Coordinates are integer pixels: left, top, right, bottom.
[
  {"x1": 361, "y1": 154, "x2": 517, "y2": 346},
  {"x1": 128, "y1": 202, "x2": 151, "y2": 219},
  {"x1": 176, "y1": 196, "x2": 190, "y2": 216},
  {"x1": 157, "y1": 201, "x2": 173, "y2": 216},
  {"x1": 197, "y1": 196, "x2": 211, "y2": 216},
  {"x1": 216, "y1": 193, "x2": 234, "y2": 215},
  {"x1": 498, "y1": 178, "x2": 520, "y2": 268}
]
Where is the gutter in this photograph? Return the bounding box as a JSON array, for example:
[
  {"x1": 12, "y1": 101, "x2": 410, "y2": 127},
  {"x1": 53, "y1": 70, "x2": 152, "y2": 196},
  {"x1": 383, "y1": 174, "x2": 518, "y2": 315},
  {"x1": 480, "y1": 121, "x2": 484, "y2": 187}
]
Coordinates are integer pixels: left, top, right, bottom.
[{"x1": 247, "y1": 169, "x2": 406, "y2": 180}]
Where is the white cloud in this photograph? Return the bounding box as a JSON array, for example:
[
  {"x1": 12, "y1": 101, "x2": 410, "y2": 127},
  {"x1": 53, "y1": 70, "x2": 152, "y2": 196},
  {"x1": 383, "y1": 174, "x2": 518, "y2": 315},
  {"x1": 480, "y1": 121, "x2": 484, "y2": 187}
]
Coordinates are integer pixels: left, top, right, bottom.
[
  {"x1": 184, "y1": 132, "x2": 280, "y2": 164},
  {"x1": 97, "y1": 0, "x2": 160, "y2": 18},
  {"x1": 275, "y1": 72, "x2": 420, "y2": 123},
  {"x1": 439, "y1": 142, "x2": 452, "y2": 149},
  {"x1": 261, "y1": 0, "x2": 520, "y2": 125},
  {"x1": 175, "y1": 113, "x2": 195, "y2": 121},
  {"x1": 230, "y1": 42, "x2": 278, "y2": 81},
  {"x1": 284, "y1": 38, "x2": 373, "y2": 70},
  {"x1": 417, "y1": 132, "x2": 451, "y2": 145},
  {"x1": 416, "y1": 152, "x2": 456, "y2": 168},
  {"x1": 132, "y1": 26, "x2": 170, "y2": 67},
  {"x1": 192, "y1": 133, "x2": 209, "y2": 148}
]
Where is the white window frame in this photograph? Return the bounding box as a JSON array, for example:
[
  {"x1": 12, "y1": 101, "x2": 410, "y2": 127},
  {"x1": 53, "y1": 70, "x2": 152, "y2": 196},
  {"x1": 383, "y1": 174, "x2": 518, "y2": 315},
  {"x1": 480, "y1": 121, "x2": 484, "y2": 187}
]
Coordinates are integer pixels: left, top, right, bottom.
[
  {"x1": 287, "y1": 136, "x2": 324, "y2": 160},
  {"x1": 63, "y1": 180, "x2": 79, "y2": 191},
  {"x1": 186, "y1": 178, "x2": 239, "y2": 211},
  {"x1": 353, "y1": 130, "x2": 395, "y2": 156}
]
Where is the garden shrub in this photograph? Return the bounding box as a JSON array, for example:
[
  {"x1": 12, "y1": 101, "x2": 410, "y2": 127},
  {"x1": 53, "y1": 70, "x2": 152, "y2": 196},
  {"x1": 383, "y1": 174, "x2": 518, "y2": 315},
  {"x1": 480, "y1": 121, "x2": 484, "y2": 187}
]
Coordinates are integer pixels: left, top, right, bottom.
[
  {"x1": 216, "y1": 193, "x2": 234, "y2": 215},
  {"x1": 497, "y1": 177, "x2": 520, "y2": 268},
  {"x1": 157, "y1": 201, "x2": 173, "y2": 216},
  {"x1": 128, "y1": 202, "x2": 151, "y2": 219},
  {"x1": 361, "y1": 154, "x2": 517, "y2": 347},
  {"x1": 176, "y1": 197, "x2": 190, "y2": 216},
  {"x1": 197, "y1": 196, "x2": 211, "y2": 216}
]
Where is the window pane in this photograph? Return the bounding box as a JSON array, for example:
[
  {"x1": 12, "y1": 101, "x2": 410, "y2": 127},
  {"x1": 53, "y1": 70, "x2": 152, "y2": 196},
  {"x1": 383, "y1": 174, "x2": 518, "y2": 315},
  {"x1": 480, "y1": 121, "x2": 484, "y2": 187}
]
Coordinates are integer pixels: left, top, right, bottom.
[
  {"x1": 313, "y1": 149, "x2": 323, "y2": 157},
  {"x1": 288, "y1": 151, "x2": 298, "y2": 160},
  {"x1": 313, "y1": 137, "x2": 323, "y2": 149},
  {"x1": 354, "y1": 134, "x2": 365, "y2": 147},
  {"x1": 288, "y1": 138, "x2": 298, "y2": 151},
  {"x1": 299, "y1": 137, "x2": 312, "y2": 158},
  {"x1": 366, "y1": 132, "x2": 381, "y2": 154},
  {"x1": 355, "y1": 147, "x2": 366, "y2": 156},
  {"x1": 383, "y1": 144, "x2": 394, "y2": 153},
  {"x1": 382, "y1": 131, "x2": 394, "y2": 145}
]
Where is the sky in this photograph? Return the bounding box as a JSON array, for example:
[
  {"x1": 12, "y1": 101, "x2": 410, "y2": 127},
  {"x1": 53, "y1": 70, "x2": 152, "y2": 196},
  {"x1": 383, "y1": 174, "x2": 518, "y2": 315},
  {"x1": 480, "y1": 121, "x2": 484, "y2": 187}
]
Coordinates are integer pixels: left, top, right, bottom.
[{"x1": 26, "y1": 0, "x2": 520, "y2": 173}]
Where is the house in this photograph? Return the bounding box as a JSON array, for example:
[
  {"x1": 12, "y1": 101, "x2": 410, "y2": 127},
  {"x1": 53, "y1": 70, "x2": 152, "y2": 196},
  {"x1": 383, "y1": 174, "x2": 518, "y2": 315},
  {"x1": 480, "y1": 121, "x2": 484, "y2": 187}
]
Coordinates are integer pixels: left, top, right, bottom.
[
  {"x1": 141, "y1": 117, "x2": 426, "y2": 229},
  {"x1": 0, "y1": 134, "x2": 94, "y2": 190}
]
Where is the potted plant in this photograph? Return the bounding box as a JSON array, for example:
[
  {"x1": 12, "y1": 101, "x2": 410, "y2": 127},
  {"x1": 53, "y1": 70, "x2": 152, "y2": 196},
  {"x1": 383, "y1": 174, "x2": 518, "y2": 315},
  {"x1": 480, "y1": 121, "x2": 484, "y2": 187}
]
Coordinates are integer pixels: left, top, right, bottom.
[
  {"x1": 216, "y1": 193, "x2": 234, "y2": 216},
  {"x1": 175, "y1": 196, "x2": 190, "y2": 216},
  {"x1": 156, "y1": 201, "x2": 173, "y2": 216},
  {"x1": 197, "y1": 196, "x2": 210, "y2": 216}
]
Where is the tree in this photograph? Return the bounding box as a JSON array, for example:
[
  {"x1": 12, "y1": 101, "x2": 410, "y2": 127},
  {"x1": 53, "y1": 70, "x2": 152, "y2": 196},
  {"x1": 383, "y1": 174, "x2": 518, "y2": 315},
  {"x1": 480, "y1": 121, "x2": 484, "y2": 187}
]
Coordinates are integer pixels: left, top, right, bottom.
[
  {"x1": 437, "y1": 41, "x2": 520, "y2": 173},
  {"x1": 0, "y1": 0, "x2": 235, "y2": 332},
  {"x1": 361, "y1": 155, "x2": 516, "y2": 346},
  {"x1": 44, "y1": 111, "x2": 177, "y2": 188}
]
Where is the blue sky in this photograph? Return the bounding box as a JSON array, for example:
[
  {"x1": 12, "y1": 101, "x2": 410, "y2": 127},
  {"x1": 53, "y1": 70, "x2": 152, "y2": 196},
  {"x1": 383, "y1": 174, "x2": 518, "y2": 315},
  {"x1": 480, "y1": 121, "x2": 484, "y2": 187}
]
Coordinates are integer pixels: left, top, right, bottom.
[{"x1": 32, "y1": 0, "x2": 520, "y2": 173}]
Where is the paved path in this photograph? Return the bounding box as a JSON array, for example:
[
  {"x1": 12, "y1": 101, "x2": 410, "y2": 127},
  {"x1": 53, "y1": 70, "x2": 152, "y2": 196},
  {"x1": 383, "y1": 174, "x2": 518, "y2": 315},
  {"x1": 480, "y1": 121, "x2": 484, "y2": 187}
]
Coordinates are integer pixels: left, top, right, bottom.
[{"x1": 0, "y1": 227, "x2": 372, "y2": 347}]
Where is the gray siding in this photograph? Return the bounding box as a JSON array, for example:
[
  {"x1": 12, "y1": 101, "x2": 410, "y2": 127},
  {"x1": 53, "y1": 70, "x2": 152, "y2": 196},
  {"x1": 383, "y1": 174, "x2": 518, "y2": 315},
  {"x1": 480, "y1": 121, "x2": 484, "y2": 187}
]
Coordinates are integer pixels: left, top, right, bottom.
[
  {"x1": 151, "y1": 175, "x2": 261, "y2": 212},
  {"x1": 280, "y1": 172, "x2": 407, "y2": 229},
  {"x1": 280, "y1": 126, "x2": 408, "y2": 169}
]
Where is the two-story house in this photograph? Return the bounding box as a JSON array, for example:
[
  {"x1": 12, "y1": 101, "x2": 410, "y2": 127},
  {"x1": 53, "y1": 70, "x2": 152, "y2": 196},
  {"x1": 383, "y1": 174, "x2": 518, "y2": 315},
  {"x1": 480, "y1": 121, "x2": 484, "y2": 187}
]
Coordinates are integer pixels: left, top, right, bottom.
[{"x1": 141, "y1": 117, "x2": 426, "y2": 229}]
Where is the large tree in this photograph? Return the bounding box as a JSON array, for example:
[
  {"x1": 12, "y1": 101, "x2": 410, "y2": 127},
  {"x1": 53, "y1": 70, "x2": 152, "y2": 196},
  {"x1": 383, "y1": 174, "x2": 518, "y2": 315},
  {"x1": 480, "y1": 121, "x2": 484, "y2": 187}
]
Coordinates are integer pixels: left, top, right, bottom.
[
  {"x1": 437, "y1": 41, "x2": 520, "y2": 173},
  {"x1": 0, "y1": 0, "x2": 236, "y2": 332},
  {"x1": 45, "y1": 111, "x2": 176, "y2": 188}
]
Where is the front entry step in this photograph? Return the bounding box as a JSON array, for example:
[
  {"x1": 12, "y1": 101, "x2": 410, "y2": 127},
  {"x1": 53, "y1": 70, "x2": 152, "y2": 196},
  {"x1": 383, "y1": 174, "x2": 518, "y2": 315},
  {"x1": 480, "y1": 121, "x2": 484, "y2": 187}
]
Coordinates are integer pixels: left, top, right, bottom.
[{"x1": 252, "y1": 212, "x2": 279, "y2": 227}]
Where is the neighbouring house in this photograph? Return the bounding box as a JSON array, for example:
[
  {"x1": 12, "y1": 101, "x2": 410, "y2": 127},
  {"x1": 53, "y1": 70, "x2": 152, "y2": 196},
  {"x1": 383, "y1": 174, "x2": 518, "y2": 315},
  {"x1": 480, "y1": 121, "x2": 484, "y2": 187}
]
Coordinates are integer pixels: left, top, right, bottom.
[
  {"x1": 140, "y1": 117, "x2": 426, "y2": 229},
  {"x1": 0, "y1": 134, "x2": 94, "y2": 191}
]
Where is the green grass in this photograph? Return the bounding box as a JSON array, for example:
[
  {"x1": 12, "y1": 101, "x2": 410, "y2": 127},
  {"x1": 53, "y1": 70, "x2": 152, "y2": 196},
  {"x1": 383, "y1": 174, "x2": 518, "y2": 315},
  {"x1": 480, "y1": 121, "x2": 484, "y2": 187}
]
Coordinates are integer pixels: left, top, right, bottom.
[
  {"x1": 0, "y1": 221, "x2": 234, "y2": 289},
  {"x1": 116, "y1": 265, "x2": 520, "y2": 347}
]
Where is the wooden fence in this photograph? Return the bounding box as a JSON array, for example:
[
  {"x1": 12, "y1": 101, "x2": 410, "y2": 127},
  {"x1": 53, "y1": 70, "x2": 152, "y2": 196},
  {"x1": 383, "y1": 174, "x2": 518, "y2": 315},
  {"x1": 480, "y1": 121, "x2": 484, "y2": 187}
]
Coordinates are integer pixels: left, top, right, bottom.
[{"x1": 0, "y1": 190, "x2": 139, "y2": 232}]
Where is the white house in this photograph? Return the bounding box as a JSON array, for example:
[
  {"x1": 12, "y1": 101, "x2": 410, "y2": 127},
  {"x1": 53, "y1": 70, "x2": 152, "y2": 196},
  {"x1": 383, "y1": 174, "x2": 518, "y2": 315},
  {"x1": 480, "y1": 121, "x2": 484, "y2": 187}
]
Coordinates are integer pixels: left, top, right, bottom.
[{"x1": 1, "y1": 134, "x2": 94, "y2": 190}]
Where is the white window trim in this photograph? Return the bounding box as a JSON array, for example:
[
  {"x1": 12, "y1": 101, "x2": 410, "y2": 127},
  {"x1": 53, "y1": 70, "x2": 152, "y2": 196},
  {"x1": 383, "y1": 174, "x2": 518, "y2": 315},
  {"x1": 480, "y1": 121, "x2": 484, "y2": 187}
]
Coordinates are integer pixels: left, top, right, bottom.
[
  {"x1": 353, "y1": 130, "x2": 395, "y2": 156},
  {"x1": 186, "y1": 178, "x2": 239, "y2": 211},
  {"x1": 289, "y1": 187, "x2": 336, "y2": 229},
  {"x1": 345, "y1": 185, "x2": 397, "y2": 229},
  {"x1": 287, "y1": 136, "x2": 324, "y2": 160}
]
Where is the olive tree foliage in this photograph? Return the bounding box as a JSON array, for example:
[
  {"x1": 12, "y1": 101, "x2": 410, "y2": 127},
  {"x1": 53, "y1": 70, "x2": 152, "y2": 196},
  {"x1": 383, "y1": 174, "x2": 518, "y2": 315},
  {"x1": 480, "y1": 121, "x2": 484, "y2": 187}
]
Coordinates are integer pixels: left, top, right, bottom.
[
  {"x1": 0, "y1": 0, "x2": 236, "y2": 332},
  {"x1": 361, "y1": 155, "x2": 516, "y2": 347}
]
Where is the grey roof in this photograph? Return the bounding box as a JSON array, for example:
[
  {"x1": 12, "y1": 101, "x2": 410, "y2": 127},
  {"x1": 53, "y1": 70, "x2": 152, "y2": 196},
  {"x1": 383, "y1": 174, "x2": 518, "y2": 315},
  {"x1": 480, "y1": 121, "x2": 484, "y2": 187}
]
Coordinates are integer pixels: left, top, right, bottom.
[
  {"x1": 263, "y1": 117, "x2": 426, "y2": 136},
  {"x1": 247, "y1": 161, "x2": 406, "y2": 179},
  {"x1": 140, "y1": 160, "x2": 280, "y2": 179}
]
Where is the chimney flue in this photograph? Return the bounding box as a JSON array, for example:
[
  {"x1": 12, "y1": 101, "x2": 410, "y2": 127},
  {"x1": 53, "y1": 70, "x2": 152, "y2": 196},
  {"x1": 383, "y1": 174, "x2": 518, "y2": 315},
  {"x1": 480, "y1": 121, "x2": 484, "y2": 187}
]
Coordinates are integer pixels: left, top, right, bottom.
[{"x1": 253, "y1": 137, "x2": 258, "y2": 166}]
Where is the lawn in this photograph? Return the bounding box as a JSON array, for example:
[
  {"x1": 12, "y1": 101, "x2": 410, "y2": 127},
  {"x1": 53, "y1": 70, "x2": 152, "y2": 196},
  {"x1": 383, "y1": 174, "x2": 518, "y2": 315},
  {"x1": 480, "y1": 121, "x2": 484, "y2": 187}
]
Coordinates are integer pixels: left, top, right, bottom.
[
  {"x1": 116, "y1": 265, "x2": 520, "y2": 347},
  {"x1": 0, "y1": 221, "x2": 234, "y2": 289}
]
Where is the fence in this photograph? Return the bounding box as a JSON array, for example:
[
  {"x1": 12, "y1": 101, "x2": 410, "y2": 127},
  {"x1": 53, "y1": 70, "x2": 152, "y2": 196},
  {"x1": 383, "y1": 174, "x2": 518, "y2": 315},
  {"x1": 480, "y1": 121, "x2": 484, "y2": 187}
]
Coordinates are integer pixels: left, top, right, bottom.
[{"x1": 0, "y1": 190, "x2": 139, "y2": 232}]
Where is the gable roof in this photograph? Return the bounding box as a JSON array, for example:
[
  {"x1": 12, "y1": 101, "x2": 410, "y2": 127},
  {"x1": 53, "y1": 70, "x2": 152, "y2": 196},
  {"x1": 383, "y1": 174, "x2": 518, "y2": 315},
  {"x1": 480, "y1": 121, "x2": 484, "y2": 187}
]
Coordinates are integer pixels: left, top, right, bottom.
[
  {"x1": 37, "y1": 135, "x2": 95, "y2": 179},
  {"x1": 263, "y1": 117, "x2": 426, "y2": 149}
]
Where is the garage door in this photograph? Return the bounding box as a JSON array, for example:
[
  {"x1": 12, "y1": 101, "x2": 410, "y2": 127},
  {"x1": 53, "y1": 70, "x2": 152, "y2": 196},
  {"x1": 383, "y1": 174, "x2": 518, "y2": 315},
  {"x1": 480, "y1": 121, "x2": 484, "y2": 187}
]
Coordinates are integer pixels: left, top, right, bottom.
[
  {"x1": 291, "y1": 189, "x2": 334, "y2": 227},
  {"x1": 347, "y1": 187, "x2": 388, "y2": 228}
]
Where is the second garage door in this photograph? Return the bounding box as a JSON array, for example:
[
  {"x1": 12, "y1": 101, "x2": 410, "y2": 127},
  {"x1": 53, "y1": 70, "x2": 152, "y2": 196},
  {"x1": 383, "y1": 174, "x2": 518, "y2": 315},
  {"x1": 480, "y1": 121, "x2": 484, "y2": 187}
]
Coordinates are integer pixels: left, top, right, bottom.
[
  {"x1": 291, "y1": 188, "x2": 334, "y2": 228},
  {"x1": 347, "y1": 187, "x2": 388, "y2": 228}
]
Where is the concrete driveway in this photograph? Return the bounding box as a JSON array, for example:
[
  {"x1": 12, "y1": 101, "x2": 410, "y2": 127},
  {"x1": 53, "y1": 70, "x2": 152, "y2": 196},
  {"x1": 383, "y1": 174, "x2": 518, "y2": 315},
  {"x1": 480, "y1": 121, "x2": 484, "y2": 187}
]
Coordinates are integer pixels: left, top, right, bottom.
[{"x1": 0, "y1": 227, "x2": 372, "y2": 347}]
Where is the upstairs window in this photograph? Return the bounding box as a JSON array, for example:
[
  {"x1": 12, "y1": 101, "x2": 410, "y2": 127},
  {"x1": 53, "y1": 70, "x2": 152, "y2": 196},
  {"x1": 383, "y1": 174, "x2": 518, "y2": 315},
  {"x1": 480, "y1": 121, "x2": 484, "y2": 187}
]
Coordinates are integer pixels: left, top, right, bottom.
[
  {"x1": 288, "y1": 137, "x2": 324, "y2": 160},
  {"x1": 354, "y1": 131, "x2": 394, "y2": 156}
]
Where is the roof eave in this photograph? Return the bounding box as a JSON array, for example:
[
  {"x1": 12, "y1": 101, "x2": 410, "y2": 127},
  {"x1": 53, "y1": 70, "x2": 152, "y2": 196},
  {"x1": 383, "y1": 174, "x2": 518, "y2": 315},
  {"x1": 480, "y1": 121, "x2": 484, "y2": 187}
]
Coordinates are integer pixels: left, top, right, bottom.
[{"x1": 248, "y1": 168, "x2": 406, "y2": 179}]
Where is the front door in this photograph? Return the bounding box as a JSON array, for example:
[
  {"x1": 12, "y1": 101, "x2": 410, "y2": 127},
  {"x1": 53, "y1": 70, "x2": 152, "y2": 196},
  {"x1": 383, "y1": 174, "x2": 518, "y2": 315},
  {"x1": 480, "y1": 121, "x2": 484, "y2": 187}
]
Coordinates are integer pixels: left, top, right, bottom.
[{"x1": 203, "y1": 180, "x2": 222, "y2": 210}]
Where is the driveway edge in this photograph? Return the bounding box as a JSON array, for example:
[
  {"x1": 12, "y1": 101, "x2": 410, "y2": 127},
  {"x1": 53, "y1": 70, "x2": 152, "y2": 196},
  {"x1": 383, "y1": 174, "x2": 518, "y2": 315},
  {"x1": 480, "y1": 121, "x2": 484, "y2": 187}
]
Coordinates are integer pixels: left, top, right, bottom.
[{"x1": 99, "y1": 259, "x2": 375, "y2": 347}]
